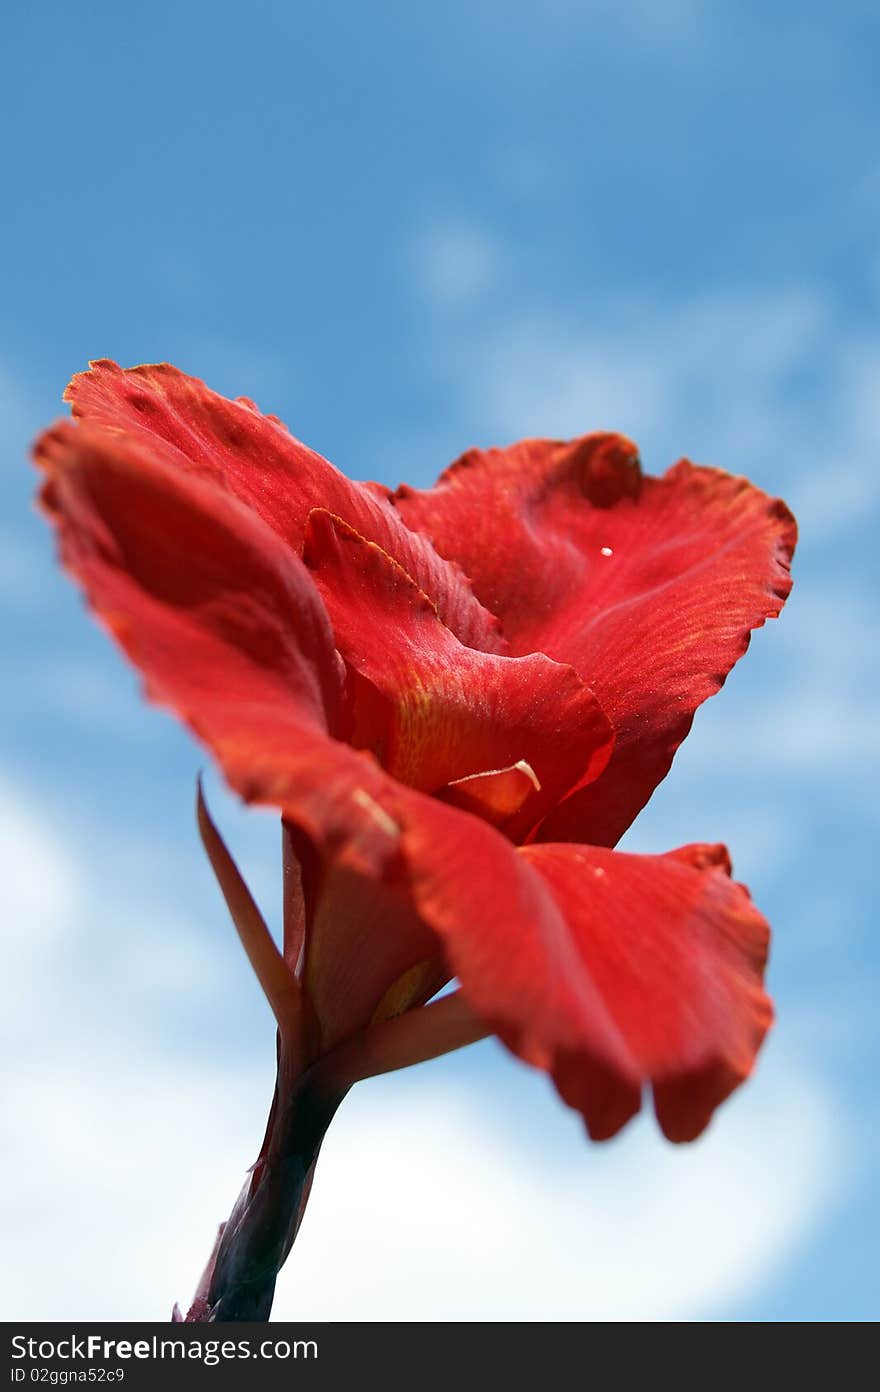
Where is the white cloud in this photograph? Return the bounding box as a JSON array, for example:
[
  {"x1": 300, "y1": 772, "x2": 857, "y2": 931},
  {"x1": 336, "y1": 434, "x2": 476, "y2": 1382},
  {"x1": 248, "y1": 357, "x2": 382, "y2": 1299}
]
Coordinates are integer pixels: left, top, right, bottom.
[
  {"x1": 441, "y1": 284, "x2": 879, "y2": 549},
  {"x1": 0, "y1": 771, "x2": 847, "y2": 1322},
  {"x1": 662, "y1": 575, "x2": 880, "y2": 796},
  {"x1": 0, "y1": 1051, "x2": 270, "y2": 1321},
  {"x1": 439, "y1": 0, "x2": 736, "y2": 79},
  {"x1": 412, "y1": 219, "x2": 500, "y2": 305},
  {"x1": 0, "y1": 1035, "x2": 844, "y2": 1322},
  {"x1": 459, "y1": 288, "x2": 826, "y2": 461},
  {"x1": 786, "y1": 337, "x2": 880, "y2": 537},
  {"x1": 0, "y1": 776, "x2": 84, "y2": 987},
  {"x1": 0, "y1": 641, "x2": 856, "y2": 1325},
  {"x1": 403, "y1": 282, "x2": 878, "y2": 843},
  {"x1": 285, "y1": 1046, "x2": 843, "y2": 1322}
]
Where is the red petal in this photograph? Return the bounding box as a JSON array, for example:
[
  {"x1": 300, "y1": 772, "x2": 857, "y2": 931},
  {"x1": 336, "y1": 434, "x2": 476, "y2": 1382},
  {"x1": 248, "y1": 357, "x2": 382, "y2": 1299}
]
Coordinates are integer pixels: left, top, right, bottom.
[
  {"x1": 377, "y1": 794, "x2": 771, "y2": 1140},
  {"x1": 392, "y1": 436, "x2": 797, "y2": 845},
  {"x1": 302, "y1": 509, "x2": 614, "y2": 830},
  {"x1": 65, "y1": 360, "x2": 506, "y2": 653},
  {"x1": 36, "y1": 420, "x2": 345, "y2": 746},
  {"x1": 35, "y1": 396, "x2": 774, "y2": 1135},
  {"x1": 300, "y1": 822, "x2": 444, "y2": 1052},
  {"x1": 33, "y1": 419, "x2": 396, "y2": 870},
  {"x1": 35, "y1": 417, "x2": 441, "y2": 1047},
  {"x1": 518, "y1": 841, "x2": 772, "y2": 1141},
  {"x1": 282, "y1": 820, "x2": 308, "y2": 975}
]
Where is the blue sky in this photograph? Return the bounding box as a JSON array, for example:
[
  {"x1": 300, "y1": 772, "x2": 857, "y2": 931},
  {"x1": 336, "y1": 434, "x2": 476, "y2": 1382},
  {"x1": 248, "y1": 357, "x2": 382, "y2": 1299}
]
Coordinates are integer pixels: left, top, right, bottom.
[{"x1": 1, "y1": 1, "x2": 878, "y2": 1320}]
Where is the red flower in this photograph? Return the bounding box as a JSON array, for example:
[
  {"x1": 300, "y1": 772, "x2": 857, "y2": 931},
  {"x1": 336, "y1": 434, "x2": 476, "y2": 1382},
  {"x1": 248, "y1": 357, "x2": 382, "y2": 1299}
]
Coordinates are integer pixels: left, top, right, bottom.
[{"x1": 33, "y1": 360, "x2": 796, "y2": 1320}]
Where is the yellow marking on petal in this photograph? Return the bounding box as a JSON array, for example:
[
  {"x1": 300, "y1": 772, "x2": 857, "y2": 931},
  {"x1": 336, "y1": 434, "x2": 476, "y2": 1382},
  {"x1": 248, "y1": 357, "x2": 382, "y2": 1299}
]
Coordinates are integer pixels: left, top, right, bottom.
[
  {"x1": 351, "y1": 787, "x2": 400, "y2": 838},
  {"x1": 371, "y1": 957, "x2": 448, "y2": 1023}
]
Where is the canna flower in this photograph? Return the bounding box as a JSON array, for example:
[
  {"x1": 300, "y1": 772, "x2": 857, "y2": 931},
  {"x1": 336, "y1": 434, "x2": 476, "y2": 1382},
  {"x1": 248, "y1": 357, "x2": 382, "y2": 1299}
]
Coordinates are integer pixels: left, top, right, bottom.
[{"x1": 33, "y1": 360, "x2": 796, "y2": 1320}]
